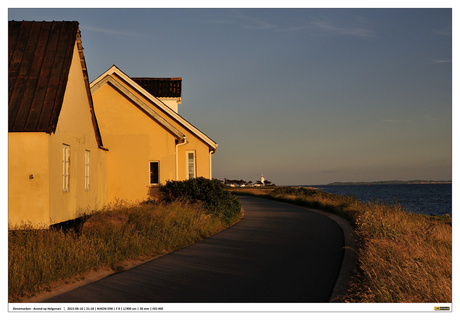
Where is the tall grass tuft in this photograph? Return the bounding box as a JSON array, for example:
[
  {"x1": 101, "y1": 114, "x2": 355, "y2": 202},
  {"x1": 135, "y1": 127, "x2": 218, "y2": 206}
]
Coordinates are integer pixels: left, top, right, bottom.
[
  {"x1": 9, "y1": 200, "x2": 240, "y2": 302},
  {"x1": 345, "y1": 202, "x2": 451, "y2": 302}
]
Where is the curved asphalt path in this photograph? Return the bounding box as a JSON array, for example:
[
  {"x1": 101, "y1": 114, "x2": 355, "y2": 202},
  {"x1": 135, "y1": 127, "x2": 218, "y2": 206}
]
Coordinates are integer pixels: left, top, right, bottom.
[{"x1": 45, "y1": 195, "x2": 346, "y2": 303}]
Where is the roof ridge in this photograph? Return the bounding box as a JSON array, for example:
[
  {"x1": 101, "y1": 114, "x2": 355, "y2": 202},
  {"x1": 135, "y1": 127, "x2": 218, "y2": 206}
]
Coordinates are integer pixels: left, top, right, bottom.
[{"x1": 91, "y1": 65, "x2": 217, "y2": 150}]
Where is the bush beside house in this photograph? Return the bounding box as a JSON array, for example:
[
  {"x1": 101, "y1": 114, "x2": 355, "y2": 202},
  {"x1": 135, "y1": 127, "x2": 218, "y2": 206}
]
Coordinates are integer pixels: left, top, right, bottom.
[{"x1": 160, "y1": 178, "x2": 242, "y2": 223}]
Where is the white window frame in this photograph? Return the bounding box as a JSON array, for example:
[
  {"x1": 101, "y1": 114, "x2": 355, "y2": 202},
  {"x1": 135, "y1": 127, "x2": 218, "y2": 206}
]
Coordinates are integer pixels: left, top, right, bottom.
[
  {"x1": 149, "y1": 161, "x2": 159, "y2": 185},
  {"x1": 63, "y1": 144, "x2": 70, "y2": 192},
  {"x1": 85, "y1": 150, "x2": 90, "y2": 191},
  {"x1": 186, "y1": 151, "x2": 196, "y2": 180}
]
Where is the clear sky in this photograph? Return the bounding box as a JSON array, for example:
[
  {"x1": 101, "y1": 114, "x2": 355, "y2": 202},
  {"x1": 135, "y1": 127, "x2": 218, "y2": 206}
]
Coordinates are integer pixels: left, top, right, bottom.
[{"x1": 7, "y1": 5, "x2": 453, "y2": 186}]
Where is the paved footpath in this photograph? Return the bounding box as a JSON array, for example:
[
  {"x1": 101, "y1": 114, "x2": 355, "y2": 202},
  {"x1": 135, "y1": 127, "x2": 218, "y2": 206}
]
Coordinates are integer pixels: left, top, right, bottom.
[{"x1": 45, "y1": 196, "x2": 346, "y2": 303}]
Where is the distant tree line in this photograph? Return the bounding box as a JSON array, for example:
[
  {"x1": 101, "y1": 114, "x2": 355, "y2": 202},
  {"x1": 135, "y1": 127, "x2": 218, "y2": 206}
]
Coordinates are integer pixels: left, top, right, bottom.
[{"x1": 221, "y1": 178, "x2": 275, "y2": 187}]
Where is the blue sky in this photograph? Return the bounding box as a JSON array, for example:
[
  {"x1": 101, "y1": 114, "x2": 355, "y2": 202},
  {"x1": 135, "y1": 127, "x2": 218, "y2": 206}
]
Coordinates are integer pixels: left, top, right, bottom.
[{"x1": 7, "y1": 6, "x2": 453, "y2": 185}]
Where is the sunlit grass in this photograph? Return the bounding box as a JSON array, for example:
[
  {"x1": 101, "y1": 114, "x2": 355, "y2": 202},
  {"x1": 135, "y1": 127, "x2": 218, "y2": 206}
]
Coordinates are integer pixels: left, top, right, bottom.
[
  {"x1": 345, "y1": 201, "x2": 451, "y2": 303},
  {"x1": 8, "y1": 200, "x2": 241, "y2": 302},
  {"x1": 231, "y1": 186, "x2": 452, "y2": 303}
]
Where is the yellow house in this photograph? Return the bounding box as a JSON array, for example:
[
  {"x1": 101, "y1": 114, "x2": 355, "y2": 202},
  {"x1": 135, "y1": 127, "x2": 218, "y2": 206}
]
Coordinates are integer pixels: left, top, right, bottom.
[
  {"x1": 90, "y1": 65, "x2": 218, "y2": 204},
  {"x1": 8, "y1": 21, "x2": 108, "y2": 228},
  {"x1": 8, "y1": 21, "x2": 218, "y2": 228}
]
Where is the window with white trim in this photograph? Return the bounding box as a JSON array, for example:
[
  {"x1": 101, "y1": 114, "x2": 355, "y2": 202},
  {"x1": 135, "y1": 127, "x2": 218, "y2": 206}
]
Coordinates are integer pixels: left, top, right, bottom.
[
  {"x1": 186, "y1": 151, "x2": 196, "y2": 180},
  {"x1": 150, "y1": 161, "x2": 159, "y2": 184},
  {"x1": 85, "y1": 150, "x2": 90, "y2": 191},
  {"x1": 62, "y1": 144, "x2": 70, "y2": 192}
]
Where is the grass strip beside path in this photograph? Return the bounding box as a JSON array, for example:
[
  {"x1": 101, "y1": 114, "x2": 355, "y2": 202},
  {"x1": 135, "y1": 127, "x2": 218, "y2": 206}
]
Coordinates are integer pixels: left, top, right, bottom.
[
  {"x1": 231, "y1": 186, "x2": 452, "y2": 303},
  {"x1": 9, "y1": 201, "x2": 242, "y2": 302}
]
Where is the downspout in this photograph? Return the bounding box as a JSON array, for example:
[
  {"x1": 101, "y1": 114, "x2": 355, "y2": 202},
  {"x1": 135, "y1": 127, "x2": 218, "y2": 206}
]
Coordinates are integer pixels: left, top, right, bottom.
[
  {"x1": 175, "y1": 136, "x2": 188, "y2": 181},
  {"x1": 209, "y1": 150, "x2": 214, "y2": 179}
]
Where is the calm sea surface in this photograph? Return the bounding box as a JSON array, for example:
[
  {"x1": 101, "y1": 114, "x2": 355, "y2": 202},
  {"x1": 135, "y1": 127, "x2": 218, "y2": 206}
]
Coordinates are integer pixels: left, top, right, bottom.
[{"x1": 301, "y1": 184, "x2": 452, "y2": 217}]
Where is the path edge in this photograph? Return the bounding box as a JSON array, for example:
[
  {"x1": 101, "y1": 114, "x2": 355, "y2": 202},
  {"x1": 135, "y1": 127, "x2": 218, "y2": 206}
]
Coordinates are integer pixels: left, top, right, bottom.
[
  {"x1": 272, "y1": 200, "x2": 357, "y2": 302},
  {"x1": 304, "y1": 208, "x2": 357, "y2": 302}
]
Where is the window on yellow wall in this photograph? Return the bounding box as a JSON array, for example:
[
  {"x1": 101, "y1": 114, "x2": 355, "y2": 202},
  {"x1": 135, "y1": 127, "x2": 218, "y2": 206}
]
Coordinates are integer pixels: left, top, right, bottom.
[
  {"x1": 150, "y1": 161, "x2": 159, "y2": 184},
  {"x1": 85, "y1": 150, "x2": 90, "y2": 191},
  {"x1": 63, "y1": 144, "x2": 70, "y2": 192},
  {"x1": 186, "y1": 151, "x2": 196, "y2": 179}
]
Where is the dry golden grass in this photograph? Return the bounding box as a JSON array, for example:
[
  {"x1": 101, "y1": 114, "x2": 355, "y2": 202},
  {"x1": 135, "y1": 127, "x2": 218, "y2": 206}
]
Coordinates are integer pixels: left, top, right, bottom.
[
  {"x1": 345, "y1": 202, "x2": 452, "y2": 303},
  {"x1": 8, "y1": 201, "x2": 241, "y2": 302}
]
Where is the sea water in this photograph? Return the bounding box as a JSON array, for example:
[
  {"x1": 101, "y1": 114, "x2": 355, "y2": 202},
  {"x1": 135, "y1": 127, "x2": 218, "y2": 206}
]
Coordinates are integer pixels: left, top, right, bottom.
[{"x1": 301, "y1": 184, "x2": 452, "y2": 217}]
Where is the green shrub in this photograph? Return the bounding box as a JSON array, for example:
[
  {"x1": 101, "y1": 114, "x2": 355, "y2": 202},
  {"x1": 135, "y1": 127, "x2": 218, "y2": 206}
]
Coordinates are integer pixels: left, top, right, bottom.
[{"x1": 160, "y1": 178, "x2": 242, "y2": 223}]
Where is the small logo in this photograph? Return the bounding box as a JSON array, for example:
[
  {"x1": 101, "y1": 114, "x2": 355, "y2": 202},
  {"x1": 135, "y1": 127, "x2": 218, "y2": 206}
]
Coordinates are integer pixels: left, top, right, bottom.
[{"x1": 434, "y1": 306, "x2": 450, "y2": 311}]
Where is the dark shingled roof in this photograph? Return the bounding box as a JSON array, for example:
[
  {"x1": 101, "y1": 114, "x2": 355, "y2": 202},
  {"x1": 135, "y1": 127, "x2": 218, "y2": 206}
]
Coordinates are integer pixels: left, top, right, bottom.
[
  {"x1": 131, "y1": 78, "x2": 182, "y2": 99},
  {"x1": 8, "y1": 21, "x2": 80, "y2": 133}
]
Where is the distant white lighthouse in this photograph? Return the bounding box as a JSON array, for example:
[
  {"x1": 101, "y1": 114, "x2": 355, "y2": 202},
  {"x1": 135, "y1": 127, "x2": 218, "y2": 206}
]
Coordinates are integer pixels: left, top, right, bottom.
[{"x1": 261, "y1": 174, "x2": 265, "y2": 185}]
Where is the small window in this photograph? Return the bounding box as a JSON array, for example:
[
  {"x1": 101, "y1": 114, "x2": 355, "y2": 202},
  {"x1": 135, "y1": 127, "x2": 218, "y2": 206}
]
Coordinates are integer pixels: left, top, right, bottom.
[
  {"x1": 150, "y1": 161, "x2": 159, "y2": 184},
  {"x1": 63, "y1": 144, "x2": 70, "y2": 192},
  {"x1": 85, "y1": 150, "x2": 90, "y2": 191},
  {"x1": 186, "y1": 151, "x2": 196, "y2": 180}
]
